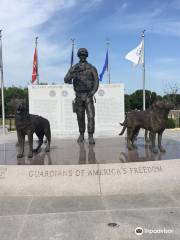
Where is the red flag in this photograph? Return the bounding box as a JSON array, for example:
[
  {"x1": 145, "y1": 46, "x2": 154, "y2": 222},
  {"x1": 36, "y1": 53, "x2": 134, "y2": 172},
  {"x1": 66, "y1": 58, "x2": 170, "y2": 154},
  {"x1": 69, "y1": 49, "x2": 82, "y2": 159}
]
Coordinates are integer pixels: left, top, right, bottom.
[{"x1": 32, "y1": 47, "x2": 37, "y2": 83}]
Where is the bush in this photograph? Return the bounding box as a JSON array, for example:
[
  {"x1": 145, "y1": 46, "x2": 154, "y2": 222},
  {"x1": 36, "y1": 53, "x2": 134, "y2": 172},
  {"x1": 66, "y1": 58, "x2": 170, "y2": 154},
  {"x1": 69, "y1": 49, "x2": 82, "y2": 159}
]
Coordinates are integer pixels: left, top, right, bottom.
[{"x1": 166, "y1": 118, "x2": 176, "y2": 129}]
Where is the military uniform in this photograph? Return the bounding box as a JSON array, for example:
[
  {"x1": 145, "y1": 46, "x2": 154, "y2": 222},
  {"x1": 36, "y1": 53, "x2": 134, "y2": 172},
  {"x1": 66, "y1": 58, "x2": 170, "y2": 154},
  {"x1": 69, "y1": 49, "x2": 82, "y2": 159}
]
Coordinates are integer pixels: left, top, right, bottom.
[{"x1": 64, "y1": 48, "x2": 99, "y2": 144}]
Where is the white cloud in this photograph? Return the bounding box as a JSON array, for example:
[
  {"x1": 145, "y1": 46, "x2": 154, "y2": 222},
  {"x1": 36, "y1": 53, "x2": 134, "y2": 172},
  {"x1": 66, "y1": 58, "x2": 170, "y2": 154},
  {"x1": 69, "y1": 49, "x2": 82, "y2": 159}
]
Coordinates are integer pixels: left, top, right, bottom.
[
  {"x1": 1, "y1": 0, "x2": 104, "y2": 86},
  {"x1": 121, "y1": 2, "x2": 128, "y2": 10},
  {"x1": 0, "y1": 0, "x2": 105, "y2": 86},
  {"x1": 154, "y1": 57, "x2": 180, "y2": 64},
  {"x1": 171, "y1": 0, "x2": 180, "y2": 9},
  {"x1": 0, "y1": 0, "x2": 76, "y2": 34},
  {"x1": 153, "y1": 20, "x2": 180, "y2": 36},
  {"x1": 110, "y1": 8, "x2": 163, "y2": 31},
  {"x1": 106, "y1": 3, "x2": 180, "y2": 37},
  {"x1": 79, "y1": 0, "x2": 103, "y2": 12}
]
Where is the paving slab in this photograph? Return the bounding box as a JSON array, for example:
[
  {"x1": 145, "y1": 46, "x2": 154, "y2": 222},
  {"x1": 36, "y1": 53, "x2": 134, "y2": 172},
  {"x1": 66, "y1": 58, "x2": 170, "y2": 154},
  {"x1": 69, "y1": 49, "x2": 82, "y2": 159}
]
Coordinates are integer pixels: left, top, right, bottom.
[
  {"x1": 102, "y1": 192, "x2": 180, "y2": 210},
  {"x1": 0, "y1": 207, "x2": 179, "y2": 240},
  {"x1": 107, "y1": 207, "x2": 180, "y2": 239},
  {"x1": 0, "y1": 193, "x2": 179, "y2": 216},
  {"x1": 0, "y1": 193, "x2": 179, "y2": 240},
  {"x1": 28, "y1": 196, "x2": 106, "y2": 215},
  {"x1": 0, "y1": 196, "x2": 32, "y2": 216},
  {"x1": 0, "y1": 215, "x2": 24, "y2": 240}
]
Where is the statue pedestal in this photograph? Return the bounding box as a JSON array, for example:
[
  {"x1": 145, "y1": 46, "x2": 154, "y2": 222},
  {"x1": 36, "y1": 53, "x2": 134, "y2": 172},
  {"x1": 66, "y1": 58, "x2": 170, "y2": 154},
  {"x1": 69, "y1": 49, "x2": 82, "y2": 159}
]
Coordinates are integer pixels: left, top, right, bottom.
[{"x1": 0, "y1": 136, "x2": 180, "y2": 196}]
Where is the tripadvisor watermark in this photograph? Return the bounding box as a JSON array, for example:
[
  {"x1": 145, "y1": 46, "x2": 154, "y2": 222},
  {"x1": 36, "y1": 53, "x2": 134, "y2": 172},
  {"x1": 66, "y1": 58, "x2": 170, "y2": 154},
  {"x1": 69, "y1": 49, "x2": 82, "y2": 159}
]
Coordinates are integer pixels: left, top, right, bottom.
[{"x1": 135, "y1": 227, "x2": 174, "y2": 236}]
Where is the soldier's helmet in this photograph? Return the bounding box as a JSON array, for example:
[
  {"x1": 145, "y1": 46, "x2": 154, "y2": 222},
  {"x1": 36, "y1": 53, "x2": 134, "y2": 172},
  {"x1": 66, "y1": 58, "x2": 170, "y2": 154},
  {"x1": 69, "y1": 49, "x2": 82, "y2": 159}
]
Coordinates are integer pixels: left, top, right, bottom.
[{"x1": 77, "y1": 48, "x2": 88, "y2": 58}]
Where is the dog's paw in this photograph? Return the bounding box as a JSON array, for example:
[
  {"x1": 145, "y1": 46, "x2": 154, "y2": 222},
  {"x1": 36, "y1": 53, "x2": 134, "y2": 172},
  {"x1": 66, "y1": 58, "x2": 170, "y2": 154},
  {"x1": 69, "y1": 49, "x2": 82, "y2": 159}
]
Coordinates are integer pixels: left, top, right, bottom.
[
  {"x1": 28, "y1": 152, "x2": 33, "y2": 158},
  {"x1": 132, "y1": 144, "x2": 138, "y2": 149},
  {"x1": 151, "y1": 147, "x2": 158, "y2": 154},
  {"x1": 33, "y1": 148, "x2": 39, "y2": 153},
  {"x1": 17, "y1": 153, "x2": 23, "y2": 158},
  {"x1": 45, "y1": 147, "x2": 50, "y2": 152},
  {"x1": 159, "y1": 147, "x2": 166, "y2": 153},
  {"x1": 127, "y1": 145, "x2": 134, "y2": 151}
]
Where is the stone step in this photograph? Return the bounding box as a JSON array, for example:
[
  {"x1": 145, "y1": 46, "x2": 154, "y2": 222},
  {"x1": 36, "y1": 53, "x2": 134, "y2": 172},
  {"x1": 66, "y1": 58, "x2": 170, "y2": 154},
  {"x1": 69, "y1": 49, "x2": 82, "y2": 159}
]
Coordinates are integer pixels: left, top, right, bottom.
[{"x1": 0, "y1": 159, "x2": 179, "y2": 196}]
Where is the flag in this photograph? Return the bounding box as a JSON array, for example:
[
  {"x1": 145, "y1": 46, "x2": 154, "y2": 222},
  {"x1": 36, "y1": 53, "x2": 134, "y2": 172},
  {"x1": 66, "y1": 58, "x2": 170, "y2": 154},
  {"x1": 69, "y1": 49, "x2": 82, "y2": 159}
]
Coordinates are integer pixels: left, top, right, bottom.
[
  {"x1": 32, "y1": 47, "x2": 38, "y2": 83},
  {"x1": 99, "y1": 49, "x2": 108, "y2": 81},
  {"x1": 125, "y1": 40, "x2": 144, "y2": 65},
  {"x1": 70, "y1": 47, "x2": 74, "y2": 67}
]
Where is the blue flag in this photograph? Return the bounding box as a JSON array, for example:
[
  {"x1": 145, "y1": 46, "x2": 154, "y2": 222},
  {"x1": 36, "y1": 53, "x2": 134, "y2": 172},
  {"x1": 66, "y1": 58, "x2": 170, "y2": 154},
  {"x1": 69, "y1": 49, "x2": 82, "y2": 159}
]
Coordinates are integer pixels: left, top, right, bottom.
[
  {"x1": 99, "y1": 50, "x2": 108, "y2": 81},
  {"x1": 70, "y1": 48, "x2": 74, "y2": 67}
]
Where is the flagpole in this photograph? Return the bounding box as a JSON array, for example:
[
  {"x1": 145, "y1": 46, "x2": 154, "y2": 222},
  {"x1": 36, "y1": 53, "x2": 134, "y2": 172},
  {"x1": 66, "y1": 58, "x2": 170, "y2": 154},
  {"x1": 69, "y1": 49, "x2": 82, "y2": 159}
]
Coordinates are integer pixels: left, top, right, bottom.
[
  {"x1": 106, "y1": 38, "x2": 111, "y2": 84},
  {"x1": 142, "y1": 30, "x2": 146, "y2": 110},
  {"x1": 70, "y1": 38, "x2": 75, "y2": 67},
  {"x1": 35, "y1": 36, "x2": 39, "y2": 84},
  {"x1": 0, "y1": 30, "x2": 5, "y2": 135}
]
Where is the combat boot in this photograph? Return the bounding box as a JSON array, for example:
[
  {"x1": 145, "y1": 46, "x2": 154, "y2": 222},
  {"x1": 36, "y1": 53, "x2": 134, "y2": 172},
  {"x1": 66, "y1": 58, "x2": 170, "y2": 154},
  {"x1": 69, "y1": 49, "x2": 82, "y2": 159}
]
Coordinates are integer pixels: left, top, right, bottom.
[
  {"x1": 77, "y1": 133, "x2": 84, "y2": 143},
  {"x1": 88, "y1": 133, "x2": 95, "y2": 144}
]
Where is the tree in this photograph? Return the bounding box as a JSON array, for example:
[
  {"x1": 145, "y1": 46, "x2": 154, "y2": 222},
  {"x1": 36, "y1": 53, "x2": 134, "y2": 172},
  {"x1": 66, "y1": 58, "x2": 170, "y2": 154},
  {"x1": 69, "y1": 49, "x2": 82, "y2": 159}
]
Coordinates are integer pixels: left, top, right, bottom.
[
  {"x1": 125, "y1": 89, "x2": 162, "y2": 112},
  {"x1": 163, "y1": 81, "x2": 180, "y2": 108},
  {"x1": 124, "y1": 94, "x2": 131, "y2": 112},
  {"x1": 0, "y1": 87, "x2": 28, "y2": 116}
]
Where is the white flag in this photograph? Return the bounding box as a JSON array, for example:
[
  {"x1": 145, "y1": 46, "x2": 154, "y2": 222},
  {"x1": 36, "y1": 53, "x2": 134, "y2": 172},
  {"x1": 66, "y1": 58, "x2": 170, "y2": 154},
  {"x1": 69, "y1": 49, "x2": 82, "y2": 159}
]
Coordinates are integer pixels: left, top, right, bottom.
[{"x1": 125, "y1": 40, "x2": 144, "y2": 65}]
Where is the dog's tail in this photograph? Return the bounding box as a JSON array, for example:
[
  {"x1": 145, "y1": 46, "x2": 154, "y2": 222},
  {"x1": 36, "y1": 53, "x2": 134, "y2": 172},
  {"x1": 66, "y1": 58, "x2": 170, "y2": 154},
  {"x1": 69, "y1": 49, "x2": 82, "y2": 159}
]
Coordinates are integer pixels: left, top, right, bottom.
[
  {"x1": 119, "y1": 125, "x2": 127, "y2": 135},
  {"x1": 119, "y1": 119, "x2": 127, "y2": 135},
  {"x1": 120, "y1": 120, "x2": 125, "y2": 126}
]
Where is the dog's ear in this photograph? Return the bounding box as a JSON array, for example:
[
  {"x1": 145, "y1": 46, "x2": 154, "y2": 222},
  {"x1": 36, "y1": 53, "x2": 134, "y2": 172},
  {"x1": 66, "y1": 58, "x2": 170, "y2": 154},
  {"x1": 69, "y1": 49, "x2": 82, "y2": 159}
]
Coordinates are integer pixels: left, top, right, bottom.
[
  {"x1": 151, "y1": 100, "x2": 163, "y2": 110},
  {"x1": 155, "y1": 100, "x2": 164, "y2": 109},
  {"x1": 14, "y1": 98, "x2": 25, "y2": 108},
  {"x1": 150, "y1": 100, "x2": 158, "y2": 110},
  {"x1": 7, "y1": 97, "x2": 20, "y2": 108}
]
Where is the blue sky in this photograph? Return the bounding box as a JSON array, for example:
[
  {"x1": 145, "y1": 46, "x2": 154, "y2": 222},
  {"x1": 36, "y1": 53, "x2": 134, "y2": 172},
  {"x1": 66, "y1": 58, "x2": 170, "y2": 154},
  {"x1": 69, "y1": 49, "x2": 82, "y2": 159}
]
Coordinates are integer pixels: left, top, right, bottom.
[{"x1": 1, "y1": 0, "x2": 180, "y2": 95}]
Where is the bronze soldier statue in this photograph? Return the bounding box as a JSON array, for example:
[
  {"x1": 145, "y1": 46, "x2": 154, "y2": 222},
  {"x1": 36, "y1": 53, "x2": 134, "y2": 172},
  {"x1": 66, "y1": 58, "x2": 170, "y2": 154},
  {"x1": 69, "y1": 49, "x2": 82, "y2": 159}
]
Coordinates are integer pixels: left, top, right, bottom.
[{"x1": 64, "y1": 48, "x2": 99, "y2": 144}]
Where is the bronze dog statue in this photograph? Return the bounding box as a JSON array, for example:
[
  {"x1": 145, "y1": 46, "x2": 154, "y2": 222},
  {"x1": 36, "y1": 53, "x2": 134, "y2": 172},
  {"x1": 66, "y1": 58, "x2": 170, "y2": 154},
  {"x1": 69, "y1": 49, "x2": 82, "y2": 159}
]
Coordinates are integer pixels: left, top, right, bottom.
[
  {"x1": 15, "y1": 99, "x2": 51, "y2": 158},
  {"x1": 119, "y1": 100, "x2": 174, "y2": 153}
]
